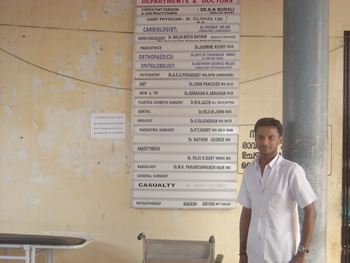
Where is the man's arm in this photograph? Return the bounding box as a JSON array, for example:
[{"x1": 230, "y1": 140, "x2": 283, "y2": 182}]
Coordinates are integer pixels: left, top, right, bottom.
[
  {"x1": 239, "y1": 207, "x2": 252, "y2": 263},
  {"x1": 291, "y1": 202, "x2": 317, "y2": 263}
]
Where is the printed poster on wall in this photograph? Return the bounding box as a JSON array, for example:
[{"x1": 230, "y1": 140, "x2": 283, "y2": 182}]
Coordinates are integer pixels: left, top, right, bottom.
[{"x1": 132, "y1": 0, "x2": 240, "y2": 209}]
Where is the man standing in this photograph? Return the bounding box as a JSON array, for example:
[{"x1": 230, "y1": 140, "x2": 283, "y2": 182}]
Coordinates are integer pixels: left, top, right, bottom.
[{"x1": 237, "y1": 118, "x2": 317, "y2": 263}]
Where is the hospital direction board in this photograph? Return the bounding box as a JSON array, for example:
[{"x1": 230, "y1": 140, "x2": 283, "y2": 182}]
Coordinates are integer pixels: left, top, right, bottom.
[
  {"x1": 136, "y1": 52, "x2": 239, "y2": 61},
  {"x1": 136, "y1": 0, "x2": 240, "y2": 7},
  {"x1": 134, "y1": 152, "x2": 237, "y2": 162},
  {"x1": 136, "y1": 52, "x2": 240, "y2": 62},
  {"x1": 133, "y1": 88, "x2": 238, "y2": 97},
  {"x1": 134, "y1": 98, "x2": 238, "y2": 106},
  {"x1": 135, "y1": 60, "x2": 239, "y2": 70},
  {"x1": 136, "y1": 33, "x2": 239, "y2": 42},
  {"x1": 134, "y1": 144, "x2": 236, "y2": 153},
  {"x1": 134, "y1": 181, "x2": 237, "y2": 190},
  {"x1": 135, "y1": 70, "x2": 239, "y2": 79},
  {"x1": 136, "y1": 5, "x2": 240, "y2": 16},
  {"x1": 132, "y1": 0, "x2": 240, "y2": 209},
  {"x1": 134, "y1": 189, "x2": 235, "y2": 202},
  {"x1": 134, "y1": 79, "x2": 239, "y2": 88},
  {"x1": 136, "y1": 15, "x2": 239, "y2": 24},
  {"x1": 134, "y1": 134, "x2": 238, "y2": 143},
  {"x1": 133, "y1": 192, "x2": 236, "y2": 208},
  {"x1": 134, "y1": 163, "x2": 237, "y2": 172},
  {"x1": 132, "y1": 200, "x2": 236, "y2": 209},
  {"x1": 134, "y1": 107, "x2": 238, "y2": 116},
  {"x1": 136, "y1": 24, "x2": 239, "y2": 33},
  {"x1": 134, "y1": 116, "x2": 237, "y2": 125},
  {"x1": 136, "y1": 42, "x2": 239, "y2": 52},
  {"x1": 133, "y1": 190, "x2": 234, "y2": 199},
  {"x1": 135, "y1": 171, "x2": 235, "y2": 181},
  {"x1": 134, "y1": 126, "x2": 238, "y2": 134}
]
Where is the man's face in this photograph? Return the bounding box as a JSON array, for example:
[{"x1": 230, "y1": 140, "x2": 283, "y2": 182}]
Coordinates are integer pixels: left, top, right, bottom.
[{"x1": 255, "y1": 125, "x2": 282, "y2": 158}]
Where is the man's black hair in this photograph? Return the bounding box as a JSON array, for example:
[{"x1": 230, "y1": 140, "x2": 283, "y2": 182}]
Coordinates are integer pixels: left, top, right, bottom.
[{"x1": 254, "y1": 118, "x2": 283, "y2": 137}]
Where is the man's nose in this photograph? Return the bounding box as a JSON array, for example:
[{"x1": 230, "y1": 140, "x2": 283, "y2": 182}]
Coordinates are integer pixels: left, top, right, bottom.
[{"x1": 262, "y1": 138, "x2": 269, "y2": 145}]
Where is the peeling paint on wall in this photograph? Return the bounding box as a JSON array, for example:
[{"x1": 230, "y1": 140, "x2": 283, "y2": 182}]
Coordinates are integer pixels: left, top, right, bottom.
[
  {"x1": 110, "y1": 76, "x2": 120, "y2": 88},
  {"x1": 126, "y1": 60, "x2": 133, "y2": 69},
  {"x1": 81, "y1": 9, "x2": 88, "y2": 24},
  {"x1": 52, "y1": 70, "x2": 77, "y2": 92},
  {"x1": 11, "y1": 132, "x2": 17, "y2": 139},
  {"x1": 30, "y1": 160, "x2": 55, "y2": 184},
  {"x1": 59, "y1": 143, "x2": 96, "y2": 178},
  {"x1": 6, "y1": 173, "x2": 12, "y2": 181},
  {"x1": 32, "y1": 76, "x2": 42, "y2": 93},
  {"x1": 76, "y1": 34, "x2": 103, "y2": 83},
  {"x1": 0, "y1": 148, "x2": 14, "y2": 163},
  {"x1": 103, "y1": 0, "x2": 133, "y2": 16},
  {"x1": 18, "y1": 149, "x2": 27, "y2": 159},
  {"x1": 126, "y1": 35, "x2": 133, "y2": 46},
  {"x1": 113, "y1": 54, "x2": 122, "y2": 65},
  {"x1": 4, "y1": 105, "x2": 13, "y2": 116},
  {"x1": 37, "y1": 107, "x2": 61, "y2": 149},
  {"x1": 25, "y1": 188, "x2": 40, "y2": 205},
  {"x1": 37, "y1": 86, "x2": 126, "y2": 177}
]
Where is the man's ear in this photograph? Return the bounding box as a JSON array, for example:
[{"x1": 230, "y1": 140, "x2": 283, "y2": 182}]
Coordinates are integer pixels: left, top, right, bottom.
[{"x1": 279, "y1": 136, "x2": 283, "y2": 144}]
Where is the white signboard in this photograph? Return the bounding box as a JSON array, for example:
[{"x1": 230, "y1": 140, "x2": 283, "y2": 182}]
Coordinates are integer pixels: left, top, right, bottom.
[
  {"x1": 91, "y1": 113, "x2": 125, "y2": 139},
  {"x1": 132, "y1": 0, "x2": 240, "y2": 209},
  {"x1": 237, "y1": 125, "x2": 333, "y2": 175}
]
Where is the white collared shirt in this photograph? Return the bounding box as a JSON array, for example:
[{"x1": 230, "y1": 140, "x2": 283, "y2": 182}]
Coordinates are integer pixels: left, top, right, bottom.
[{"x1": 237, "y1": 155, "x2": 318, "y2": 263}]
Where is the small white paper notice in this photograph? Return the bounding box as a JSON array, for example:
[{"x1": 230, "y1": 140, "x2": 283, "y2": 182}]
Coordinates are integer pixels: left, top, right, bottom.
[{"x1": 91, "y1": 113, "x2": 126, "y2": 139}]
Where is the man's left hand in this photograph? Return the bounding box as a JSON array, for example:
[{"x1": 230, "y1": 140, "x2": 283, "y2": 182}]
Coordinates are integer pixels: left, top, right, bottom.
[{"x1": 290, "y1": 252, "x2": 306, "y2": 263}]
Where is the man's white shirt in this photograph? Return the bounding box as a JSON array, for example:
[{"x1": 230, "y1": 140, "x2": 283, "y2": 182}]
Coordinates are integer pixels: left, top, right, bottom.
[{"x1": 237, "y1": 154, "x2": 318, "y2": 262}]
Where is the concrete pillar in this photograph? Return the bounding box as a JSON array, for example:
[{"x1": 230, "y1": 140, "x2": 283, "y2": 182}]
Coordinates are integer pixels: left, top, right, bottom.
[{"x1": 283, "y1": 0, "x2": 328, "y2": 262}]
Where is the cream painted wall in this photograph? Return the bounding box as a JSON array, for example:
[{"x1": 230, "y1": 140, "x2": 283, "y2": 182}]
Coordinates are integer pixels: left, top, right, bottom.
[{"x1": 0, "y1": 0, "x2": 347, "y2": 262}]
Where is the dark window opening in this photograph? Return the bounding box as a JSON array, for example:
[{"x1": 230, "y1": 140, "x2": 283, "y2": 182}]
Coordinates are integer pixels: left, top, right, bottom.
[{"x1": 342, "y1": 30, "x2": 350, "y2": 262}]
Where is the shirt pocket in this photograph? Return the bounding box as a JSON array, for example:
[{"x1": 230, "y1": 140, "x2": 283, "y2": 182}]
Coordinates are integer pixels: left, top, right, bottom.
[{"x1": 264, "y1": 227, "x2": 293, "y2": 262}]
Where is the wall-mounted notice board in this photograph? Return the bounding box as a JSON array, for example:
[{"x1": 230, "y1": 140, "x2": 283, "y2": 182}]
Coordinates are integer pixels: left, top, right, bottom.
[{"x1": 132, "y1": 0, "x2": 240, "y2": 209}]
